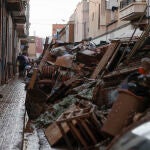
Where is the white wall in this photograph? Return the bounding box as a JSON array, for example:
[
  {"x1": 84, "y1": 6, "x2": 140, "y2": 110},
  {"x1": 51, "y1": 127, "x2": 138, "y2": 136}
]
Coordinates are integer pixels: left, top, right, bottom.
[
  {"x1": 74, "y1": 0, "x2": 89, "y2": 42},
  {"x1": 93, "y1": 24, "x2": 142, "y2": 44}
]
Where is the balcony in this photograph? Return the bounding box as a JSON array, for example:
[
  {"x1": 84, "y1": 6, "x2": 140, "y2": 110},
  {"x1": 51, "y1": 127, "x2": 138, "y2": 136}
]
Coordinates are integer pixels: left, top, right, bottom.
[
  {"x1": 6, "y1": 0, "x2": 23, "y2": 11},
  {"x1": 16, "y1": 24, "x2": 27, "y2": 37},
  {"x1": 119, "y1": 0, "x2": 147, "y2": 21},
  {"x1": 12, "y1": 9, "x2": 26, "y2": 23},
  {"x1": 13, "y1": 15, "x2": 26, "y2": 23}
]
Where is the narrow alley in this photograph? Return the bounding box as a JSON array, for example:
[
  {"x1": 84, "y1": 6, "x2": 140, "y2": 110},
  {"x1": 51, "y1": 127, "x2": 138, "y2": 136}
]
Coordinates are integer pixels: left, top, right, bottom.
[{"x1": 0, "y1": 77, "x2": 26, "y2": 150}]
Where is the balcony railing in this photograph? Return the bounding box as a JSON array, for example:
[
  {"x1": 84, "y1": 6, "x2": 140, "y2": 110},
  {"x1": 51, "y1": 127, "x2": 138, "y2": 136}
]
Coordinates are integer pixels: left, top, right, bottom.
[
  {"x1": 13, "y1": 16, "x2": 26, "y2": 23},
  {"x1": 120, "y1": 0, "x2": 146, "y2": 9},
  {"x1": 12, "y1": 5, "x2": 27, "y2": 24},
  {"x1": 119, "y1": 0, "x2": 147, "y2": 20}
]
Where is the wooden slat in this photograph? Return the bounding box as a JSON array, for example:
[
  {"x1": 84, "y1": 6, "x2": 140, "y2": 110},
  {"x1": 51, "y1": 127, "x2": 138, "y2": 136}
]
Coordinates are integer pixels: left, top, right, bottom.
[
  {"x1": 91, "y1": 41, "x2": 120, "y2": 79},
  {"x1": 80, "y1": 119, "x2": 97, "y2": 144},
  {"x1": 57, "y1": 123, "x2": 73, "y2": 150},
  {"x1": 46, "y1": 105, "x2": 101, "y2": 149},
  {"x1": 45, "y1": 105, "x2": 77, "y2": 146},
  {"x1": 68, "y1": 121, "x2": 88, "y2": 148},
  {"x1": 27, "y1": 68, "x2": 38, "y2": 90},
  {"x1": 45, "y1": 122, "x2": 69, "y2": 146},
  {"x1": 105, "y1": 42, "x2": 122, "y2": 70},
  {"x1": 39, "y1": 50, "x2": 50, "y2": 71},
  {"x1": 104, "y1": 67, "x2": 138, "y2": 78}
]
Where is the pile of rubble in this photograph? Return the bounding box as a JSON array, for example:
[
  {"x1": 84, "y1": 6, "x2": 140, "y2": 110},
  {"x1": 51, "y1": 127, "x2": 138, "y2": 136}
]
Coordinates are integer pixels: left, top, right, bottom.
[{"x1": 24, "y1": 37, "x2": 150, "y2": 149}]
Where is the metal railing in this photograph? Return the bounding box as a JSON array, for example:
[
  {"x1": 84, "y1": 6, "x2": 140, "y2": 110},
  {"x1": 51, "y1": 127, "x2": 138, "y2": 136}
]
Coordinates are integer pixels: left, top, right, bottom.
[{"x1": 120, "y1": 0, "x2": 145, "y2": 9}]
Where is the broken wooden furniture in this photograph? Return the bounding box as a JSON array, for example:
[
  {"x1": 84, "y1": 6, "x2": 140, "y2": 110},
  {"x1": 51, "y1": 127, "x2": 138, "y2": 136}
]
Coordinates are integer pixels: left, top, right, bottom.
[
  {"x1": 25, "y1": 88, "x2": 48, "y2": 119},
  {"x1": 45, "y1": 103, "x2": 102, "y2": 149},
  {"x1": 44, "y1": 104, "x2": 77, "y2": 147},
  {"x1": 91, "y1": 40, "x2": 120, "y2": 79},
  {"x1": 47, "y1": 76, "x2": 79, "y2": 103},
  {"x1": 56, "y1": 105, "x2": 101, "y2": 149},
  {"x1": 76, "y1": 50, "x2": 100, "y2": 66},
  {"x1": 103, "y1": 40, "x2": 150, "y2": 88}
]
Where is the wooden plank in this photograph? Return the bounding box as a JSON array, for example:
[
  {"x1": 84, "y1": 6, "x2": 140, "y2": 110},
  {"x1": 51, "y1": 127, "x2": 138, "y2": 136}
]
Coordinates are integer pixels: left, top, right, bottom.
[
  {"x1": 45, "y1": 122, "x2": 70, "y2": 146},
  {"x1": 103, "y1": 67, "x2": 138, "y2": 78},
  {"x1": 57, "y1": 123, "x2": 73, "y2": 150},
  {"x1": 105, "y1": 42, "x2": 122, "y2": 70},
  {"x1": 39, "y1": 50, "x2": 50, "y2": 71},
  {"x1": 91, "y1": 40, "x2": 120, "y2": 79},
  {"x1": 57, "y1": 107, "x2": 92, "y2": 123},
  {"x1": 45, "y1": 105, "x2": 77, "y2": 146},
  {"x1": 27, "y1": 68, "x2": 38, "y2": 90},
  {"x1": 68, "y1": 121, "x2": 88, "y2": 148},
  {"x1": 80, "y1": 119, "x2": 97, "y2": 144},
  {"x1": 42, "y1": 37, "x2": 49, "y2": 57},
  {"x1": 126, "y1": 6, "x2": 149, "y2": 60},
  {"x1": 127, "y1": 23, "x2": 150, "y2": 60}
]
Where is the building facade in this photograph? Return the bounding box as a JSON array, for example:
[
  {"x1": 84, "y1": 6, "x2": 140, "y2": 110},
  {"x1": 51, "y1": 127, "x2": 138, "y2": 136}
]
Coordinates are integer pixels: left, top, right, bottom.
[
  {"x1": 91, "y1": 0, "x2": 147, "y2": 44},
  {"x1": 0, "y1": 0, "x2": 29, "y2": 84},
  {"x1": 28, "y1": 36, "x2": 43, "y2": 59},
  {"x1": 74, "y1": 0, "x2": 89, "y2": 42},
  {"x1": 28, "y1": 36, "x2": 36, "y2": 59},
  {"x1": 59, "y1": 21, "x2": 74, "y2": 42},
  {"x1": 88, "y1": 0, "x2": 109, "y2": 38}
]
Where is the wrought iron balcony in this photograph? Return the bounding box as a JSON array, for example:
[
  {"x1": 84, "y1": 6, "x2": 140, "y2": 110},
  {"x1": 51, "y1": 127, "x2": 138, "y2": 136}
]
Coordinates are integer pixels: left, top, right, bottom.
[{"x1": 119, "y1": 0, "x2": 147, "y2": 20}]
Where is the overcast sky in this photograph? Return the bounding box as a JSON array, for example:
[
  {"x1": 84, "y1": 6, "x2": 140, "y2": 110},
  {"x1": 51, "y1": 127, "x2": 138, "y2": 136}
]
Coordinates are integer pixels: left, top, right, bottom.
[{"x1": 29, "y1": 0, "x2": 81, "y2": 38}]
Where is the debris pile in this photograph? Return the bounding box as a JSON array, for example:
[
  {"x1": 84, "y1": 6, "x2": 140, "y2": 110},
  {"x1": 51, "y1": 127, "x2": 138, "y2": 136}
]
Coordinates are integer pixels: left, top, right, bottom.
[{"x1": 25, "y1": 37, "x2": 150, "y2": 149}]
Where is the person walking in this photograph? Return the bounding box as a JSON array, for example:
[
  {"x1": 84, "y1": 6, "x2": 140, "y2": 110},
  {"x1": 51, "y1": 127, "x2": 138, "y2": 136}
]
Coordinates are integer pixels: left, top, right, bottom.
[{"x1": 17, "y1": 53, "x2": 27, "y2": 77}]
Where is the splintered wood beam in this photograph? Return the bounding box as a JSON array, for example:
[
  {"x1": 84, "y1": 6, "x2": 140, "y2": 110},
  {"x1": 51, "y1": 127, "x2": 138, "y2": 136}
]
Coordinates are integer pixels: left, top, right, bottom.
[
  {"x1": 91, "y1": 41, "x2": 120, "y2": 79},
  {"x1": 27, "y1": 68, "x2": 38, "y2": 90}
]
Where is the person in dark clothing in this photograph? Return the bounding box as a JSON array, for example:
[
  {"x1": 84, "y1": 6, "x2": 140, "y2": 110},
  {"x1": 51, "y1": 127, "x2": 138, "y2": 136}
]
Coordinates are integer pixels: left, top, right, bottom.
[{"x1": 17, "y1": 53, "x2": 27, "y2": 77}]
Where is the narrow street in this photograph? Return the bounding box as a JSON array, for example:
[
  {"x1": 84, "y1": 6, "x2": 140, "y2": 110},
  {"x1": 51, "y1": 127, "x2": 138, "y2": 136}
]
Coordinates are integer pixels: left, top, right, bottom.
[
  {"x1": 0, "y1": 0, "x2": 150, "y2": 150},
  {"x1": 0, "y1": 77, "x2": 26, "y2": 150},
  {"x1": 0, "y1": 76, "x2": 65, "y2": 150}
]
